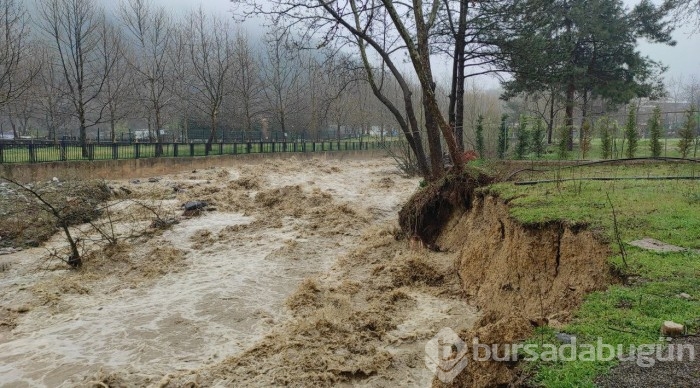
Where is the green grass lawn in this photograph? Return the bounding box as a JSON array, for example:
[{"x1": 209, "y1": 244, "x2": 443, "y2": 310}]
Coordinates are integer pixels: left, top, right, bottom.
[{"x1": 486, "y1": 161, "x2": 700, "y2": 387}]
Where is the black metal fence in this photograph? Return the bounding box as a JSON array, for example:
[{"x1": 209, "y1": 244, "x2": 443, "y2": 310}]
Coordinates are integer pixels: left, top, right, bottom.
[{"x1": 0, "y1": 139, "x2": 386, "y2": 164}]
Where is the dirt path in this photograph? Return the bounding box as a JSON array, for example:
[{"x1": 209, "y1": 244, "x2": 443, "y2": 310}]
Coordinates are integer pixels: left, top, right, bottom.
[{"x1": 0, "y1": 157, "x2": 432, "y2": 387}]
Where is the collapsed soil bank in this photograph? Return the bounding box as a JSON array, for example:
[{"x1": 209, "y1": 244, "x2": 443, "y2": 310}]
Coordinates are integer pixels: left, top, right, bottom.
[
  {"x1": 445, "y1": 197, "x2": 613, "y2": 387},
  {"x1": 401, "y1": 176, "x2": 614, "y2": 387},
  {"x1": 439, "y1": 194, "x2": 612, "y2": 322}
]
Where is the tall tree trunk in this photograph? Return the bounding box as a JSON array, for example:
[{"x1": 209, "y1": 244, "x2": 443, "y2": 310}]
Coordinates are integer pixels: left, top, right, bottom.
[
  {"x1": 78, "y1": 80, "x2": 89, "y2": 156},
  {"x1": 409, "y1": 1, "x2": 461, "y2": 174},
  {"x1": 565, "y1": 82, "x2": 575, "y2": 151},
  {"x1": 580, "y1": 89, "x2": 588, "y2": 145},
  {"x1": 154, "y1": 106, "x2": 163, "y2": 156},
  {"x1": 424, "y1": 95, "x2": 444, "y2": 178},
  {"x1": 206, "y1": 111, "x2": 218, "y2": 153},
  {"x1": 110, "y1": 107, "x2": 117, "y2": 143},
  {"x1": 448, "y1": 0, "x2": 468, "y2": 152},
  {"x1": 80, "y1": 116, "x2": 88, "y2": 157},
  {"x1": 548, "y1": 89, "x2": 555, "y2": 144}
]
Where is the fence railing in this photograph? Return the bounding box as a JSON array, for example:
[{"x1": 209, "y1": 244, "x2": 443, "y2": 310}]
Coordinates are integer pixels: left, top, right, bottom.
[{"x1": 0, "y1": 139, "x2": 388, "y2": 164}]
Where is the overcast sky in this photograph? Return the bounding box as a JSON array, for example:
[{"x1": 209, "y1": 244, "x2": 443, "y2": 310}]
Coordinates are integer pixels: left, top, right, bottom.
[{"x1": 149, "y1": 0, "x2": 698, "y2": 85}]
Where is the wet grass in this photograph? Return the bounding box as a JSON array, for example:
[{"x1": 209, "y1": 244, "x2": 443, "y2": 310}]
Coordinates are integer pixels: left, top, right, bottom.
[{"x1": 487, "y1": 161, "x2": 700, "y2": 387}]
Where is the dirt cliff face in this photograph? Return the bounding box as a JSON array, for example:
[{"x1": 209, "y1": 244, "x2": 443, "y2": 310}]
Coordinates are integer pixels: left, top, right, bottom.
[
  {"x1": 430, "y1": 193, "x2": 613, "y2": 387},
  {"x1": 438, "y1": 194, "x2": 612, "y2": 321}
]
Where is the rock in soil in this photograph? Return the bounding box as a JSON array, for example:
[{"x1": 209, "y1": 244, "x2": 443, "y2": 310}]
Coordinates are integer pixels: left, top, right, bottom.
[{"x1": 660, "y1": 321, "x2": 685, "y2": 337}]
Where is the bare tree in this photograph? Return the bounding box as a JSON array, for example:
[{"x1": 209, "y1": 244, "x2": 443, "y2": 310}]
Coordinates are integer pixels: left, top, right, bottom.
[
  {"x1": 186, "y1": 7, "x2": 235, "y2": 153},
  {"x1": 119, "y1": 0, "x2": 173, "y2": 155},
  {"x1": 260, "y1": 30, "x2": 303, "y2": 137},
  {"x1": 0, "y1": 0, "x2": 37, "y2": 110},
  {"x1": 349, "y1": 6, "x2": 431, "y2": 176},
  {"x1": 232, "y1": 30, "x2": 264, "y2": 138},
  {"x1": 671, "y1": 0, "x2": 700, "y2": 32},
  {"x1": 169, "y1": 25, "x2": 194, "y2": 142},
  {"x1": 99, "y1": 21, "x2": 132, "y2": 143},
  {"x1": 6, "y1": 88, "x2": 35, "y2": 138},
  {"x1": 34, "y1": 46, "x2": 70, "y2": 142},
  {"x1": 37, "y1": 0, "x2": 115, "y2": 156}
]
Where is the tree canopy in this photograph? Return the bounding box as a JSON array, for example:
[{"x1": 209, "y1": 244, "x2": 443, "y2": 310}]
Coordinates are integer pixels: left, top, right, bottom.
[{"x1": 492, "y1": 0, "x2": 675, "y2": 149}]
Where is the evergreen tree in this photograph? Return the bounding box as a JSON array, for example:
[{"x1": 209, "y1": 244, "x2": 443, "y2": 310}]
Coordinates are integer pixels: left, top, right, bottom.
[
  {"x1": 557, "y1": 126, "x2": 569, "y2": 159},
  {"x1": 648, "y1": 106, "x2": 662, "y2": 157},
  {"x1": 580, "y1": 118, "x2": 593, "y2": 159},
  {"x1": 498, "y1": 114, "x2": 509, "y2": 159},
  {"x1": 475, "y1": 115, "x2": 485, "y2": 159},
  {"x1": 624, "y1": 103, "x2": 638, "y2": 158},
  {"x1": 678, "y1": 105, "x2": 698, "y2": 158},
  {"x1": 611, "y1": 121, "x2": 621, "y2": 158},
  {"x1": 531, "y1": 118, "x2": 546, "y2": 158},
  {"x1": 515, "y1": 115, "x2": 530, "y2": 159},
  {"x1": 493, "y1": 0, "x2": 675, "y2": 151},
  {"x1": 599, "y1": 116, "x2": 612, "y2": 159}
]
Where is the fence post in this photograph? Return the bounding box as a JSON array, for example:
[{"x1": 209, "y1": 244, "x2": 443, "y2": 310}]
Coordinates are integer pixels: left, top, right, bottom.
[
  {"x1": 0, "y1": 143, "x2": 3, "y2": 163},
  {"x1": 28, "y1": 144, "x2": 36, "y2": 163},
  {"x1": 112, "y1": 143, "x2": 118, "y2": 159},
  {"x1": 312, "y1": 142, "x2": 316, "y2": 152},
  {"x1": 190, "y1": 143, "x2": 195, "y2": 157},
  {"x1": 247, "y1": 142, "x2": 251, "y2": 153},
  {"x1": 88, "y1": 144, "x2": 95, "y2": 160},
  {"x1": 174, "y1": 143, "x2": 179, "y2": 157},
  {"x1": 135, "y1": 143, "x2": 140, "y2": 159}
]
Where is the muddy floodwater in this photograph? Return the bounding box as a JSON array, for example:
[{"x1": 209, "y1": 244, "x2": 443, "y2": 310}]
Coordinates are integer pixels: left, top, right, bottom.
[{"x1": 2, "y1": 157, "x2": 469, "y2": 387}]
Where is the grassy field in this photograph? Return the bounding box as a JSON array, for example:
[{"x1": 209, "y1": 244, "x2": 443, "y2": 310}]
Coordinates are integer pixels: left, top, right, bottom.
[
  {"x1": 0, "y1": 138, "x2": 379, "y2": 164},
  {"x1": 486, "y1": 160, "x2": 700, "y2": 386}
]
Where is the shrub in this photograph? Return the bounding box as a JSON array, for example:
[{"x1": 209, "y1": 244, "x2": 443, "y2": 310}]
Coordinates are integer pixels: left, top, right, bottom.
[
  {"x1": 648, "y1": 106, "x2": 662, "y2": 158},
  {"x1": 531, "y1": 118, "x2": 546, "y2": 158},
  {"x1": 475, "y1": 115, "x2": 485, "y2": 159},
  {"x1": 498, "y1": 114, "x2": 509, "y2": 159},
  {"x1": 557, "y1": 126, "x2": 569, "y2": 159},
  {"x1": 599, "y1": 116, "x2": 612, "y2": 159},
  {"x1": 580, "y1": 118, "x2": 592, "y2": 159},
  {"x1": 624, "y1": 103, "x2": 638, "y2": 158},
  {"x1": 678, "y1": 105, "x2": 698, "y2": 158},
  {"x1": 515, "y1": 115, "x2": 530, "y2": 159}
]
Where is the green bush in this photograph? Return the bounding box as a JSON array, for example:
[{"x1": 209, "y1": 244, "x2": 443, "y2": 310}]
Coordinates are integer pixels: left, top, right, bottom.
[
  {"x1": 515, "y1": 115, "x2": 530, "y2": 159},
  {"x1": 531, "y1": 119, "x2": 546, "y2": 158},
  {"x1": 648, "y1": 106, "x2": 662, "y2": 158},
  {"x1": 557, "y1": 126, "x2": 569, "y2": 159},
  {"x1": 598, "y1": 116, "x2": 612, "y2": 159},
  {"x1": 475, "y1": 115, "x2": 485, "y2": 159},
  {"x1": 678, "y1": 105, "x2": 698, "y2": 158},
  {"x1": 498, "y1": 114, "x2": 509, "y2": 159},
  {"x1": 624, "y1": 103, "x2": 638, "y2": 158}
]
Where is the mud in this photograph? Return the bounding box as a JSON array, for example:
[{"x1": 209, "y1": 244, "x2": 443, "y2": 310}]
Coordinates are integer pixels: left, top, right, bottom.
[
  {"x1": 0, "y1": 157, "x2": 420, "y2": 387},
  {"x1": 431, "y1": 193, "x2": 613, "y2": 387},
  {"x1": 0, "y1": 159, "x2": 615, "y2": 388}
]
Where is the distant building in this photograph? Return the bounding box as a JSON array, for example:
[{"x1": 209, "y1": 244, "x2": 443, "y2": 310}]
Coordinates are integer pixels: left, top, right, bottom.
[{"x1": 132, "y1": 129, "x2": 167, "y2": 141}]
